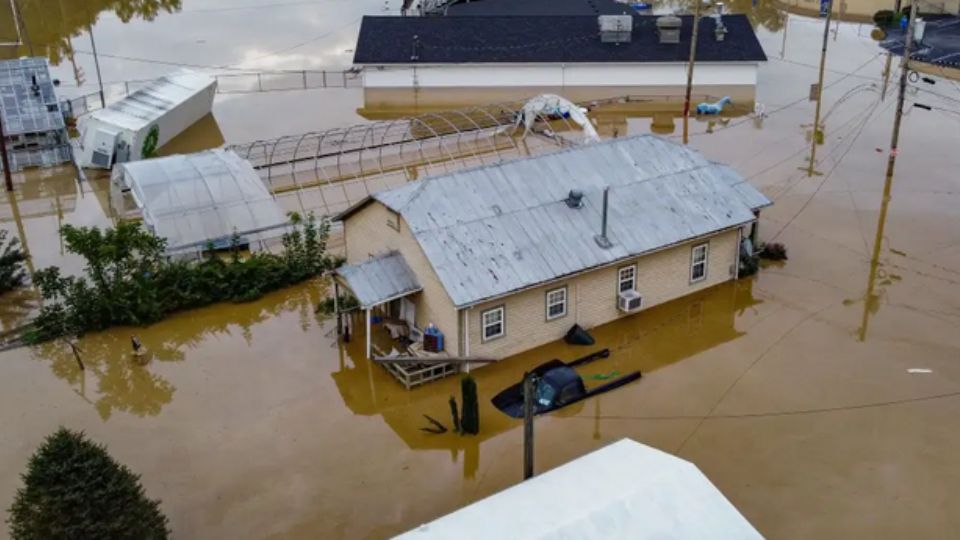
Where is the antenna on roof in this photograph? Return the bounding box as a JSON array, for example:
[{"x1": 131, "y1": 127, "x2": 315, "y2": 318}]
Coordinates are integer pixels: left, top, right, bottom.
[
  {"x1": 595, "y1": 187, "x2": 613, "y2": 249},
  {"x1": 411, "y1": 34, "x2": 420, "y2": 61}
]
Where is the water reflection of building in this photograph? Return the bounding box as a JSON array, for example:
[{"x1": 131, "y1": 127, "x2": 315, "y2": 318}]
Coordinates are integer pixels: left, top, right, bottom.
[
  {"x1": 353, "y1": 14, "x2": 766, "y2": 113},
  {"x1": 332, "y1": 279, "x2": 761, "y2": 477}
]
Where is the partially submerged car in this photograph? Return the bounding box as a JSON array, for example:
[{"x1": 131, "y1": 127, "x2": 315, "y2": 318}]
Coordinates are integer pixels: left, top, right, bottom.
[{"x1": 491, "y1": 349, "x2": 641, "y2": 418}]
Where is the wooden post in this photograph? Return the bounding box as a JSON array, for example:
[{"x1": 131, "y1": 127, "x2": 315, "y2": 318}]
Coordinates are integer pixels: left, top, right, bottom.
[
  {"x1": 523, "y1": 373, "x2": 536, "y2": 480},
  {"x1": 334, "y1": 282, "x2": 342, "y2": 337},
  {"x1": 806, "y1": 0, "x2": 834, "y2": 176},
  {"x1": 365, "y1": 308, "x2": 372, "y2": 360},
  {"x1": 682, "y1": 0, "x2": 703, "y2": 145},
  {"x1": 0, "y1": 109, "x2": 13, "y2": 192}
]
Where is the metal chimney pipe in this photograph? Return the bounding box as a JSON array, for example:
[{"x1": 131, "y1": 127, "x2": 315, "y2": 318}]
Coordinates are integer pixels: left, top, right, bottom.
[{"x1": 595, "y1": 187, "x2": 613, "y2": 249}]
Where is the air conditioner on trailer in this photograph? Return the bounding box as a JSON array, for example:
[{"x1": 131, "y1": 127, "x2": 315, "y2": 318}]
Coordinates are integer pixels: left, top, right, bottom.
[{"x1": 618, "y1": 290, "x2": 643, "y2": 313}]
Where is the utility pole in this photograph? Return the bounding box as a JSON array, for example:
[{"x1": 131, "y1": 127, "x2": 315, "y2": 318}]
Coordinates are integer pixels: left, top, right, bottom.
[
  {"x1": 522, "y1": 373, "x2": 536, "y2": 480},
  {"x1": 885, "y1": 1, "x2": 918, "y2": 183},
  {"x1": 88, "y1": 25, "x2": 106, "y2": 109},
  {"x1": 806, "y1": 0, "x2": 834, "y2": 176},
  {"x1": 880, "y1": 0, "x2": 903, "y2": 101},
  {"x1": 682, "y1": 0, "x2": 704, "y2": 145},
  {"x1": 0, "y1": 112, "x2": 13, "y2": 192}
]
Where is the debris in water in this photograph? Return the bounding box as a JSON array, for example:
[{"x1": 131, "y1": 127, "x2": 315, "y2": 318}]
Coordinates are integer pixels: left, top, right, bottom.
[
  {"x1": 564, "y1": 324, "x2": 595, "y2": 346},
  {"x1": 759, "y1": 242, "x2": 789, "y2": 261},
  {"x1": 907, "y1": 368, "x2": 932, "y2": 374},
  {"x1": 420, "y1": 414, "x2": 448, "y2": 434}
]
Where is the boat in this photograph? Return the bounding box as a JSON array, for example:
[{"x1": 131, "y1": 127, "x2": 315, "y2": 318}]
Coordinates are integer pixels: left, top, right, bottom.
[{"x1": 491, "y1": 349, "x2": 641, "y2": 418}]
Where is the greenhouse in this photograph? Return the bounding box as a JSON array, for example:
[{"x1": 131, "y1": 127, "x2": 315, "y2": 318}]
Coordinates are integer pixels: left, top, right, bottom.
[{"x1": 110, "y1": 149, "x2": 290, "y2": 257}]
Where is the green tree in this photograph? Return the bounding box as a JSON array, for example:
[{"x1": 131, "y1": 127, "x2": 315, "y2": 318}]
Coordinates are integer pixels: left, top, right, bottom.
[
  {"x1": 7, "y1": 427, "x2": 169, "y2": 539},
  {"x1": 0, "y1": 230, "x2": 28, "y2": 294},
  {"x1": 460, "y1": 375, "x2": 479, "y2": 435}
]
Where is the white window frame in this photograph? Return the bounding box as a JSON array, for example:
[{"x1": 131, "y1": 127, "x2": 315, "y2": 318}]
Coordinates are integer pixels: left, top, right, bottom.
[
  {"x1": 481, "y1": 306, "x2": 505, "y2": 342},
  {"x1": 690, "y1": 243, "x2": 709, "y2": 283},
  {"x1": 545, "y1": 286, "x2": 568, "y2": 321},
  {"x1": 618, "y1": 265, "x2": 637, "y2": 293}
]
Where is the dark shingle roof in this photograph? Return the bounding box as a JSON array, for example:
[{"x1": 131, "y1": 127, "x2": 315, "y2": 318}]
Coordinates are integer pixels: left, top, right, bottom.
[
  {"x1": 353, "y1": 14, "x2": 767, "y2": 64},
  {"x1": 445, "y1": 0, "x2": 631, "y2": 16}
]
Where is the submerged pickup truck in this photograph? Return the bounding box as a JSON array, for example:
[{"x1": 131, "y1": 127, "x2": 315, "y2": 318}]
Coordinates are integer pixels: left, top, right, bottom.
[{"x1": 491, "y1": 349, "x2": 642, "y2": 418}]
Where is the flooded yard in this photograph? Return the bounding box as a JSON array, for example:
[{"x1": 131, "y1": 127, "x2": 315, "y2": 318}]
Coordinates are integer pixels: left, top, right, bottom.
[{"x1": 2, "y1": 0, "x2": 960, "y2": 538}]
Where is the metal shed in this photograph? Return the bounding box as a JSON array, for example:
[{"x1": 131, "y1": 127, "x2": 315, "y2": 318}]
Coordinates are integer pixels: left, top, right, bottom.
[
  {"x1": 110, "y1": 149, "x2": 290, "y2": 257},
  {"x1": 0, "y1": 57, "x2": 71, "y2": 172}
]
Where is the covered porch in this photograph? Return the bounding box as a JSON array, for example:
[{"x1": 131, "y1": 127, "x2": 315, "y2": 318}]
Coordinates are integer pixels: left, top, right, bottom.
[{"x1": 334, "y1": 251, "x2": 458, "y2": 388}]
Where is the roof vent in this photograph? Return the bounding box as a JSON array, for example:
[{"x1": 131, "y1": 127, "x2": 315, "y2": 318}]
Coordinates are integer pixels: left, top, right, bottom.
[
  {"x1": 565, "y1": 189, "x2": 584, "y2": 209},
  {"x1": 599, "y1": 15, "x2": 633, "y2": 44},
  {"x1": 656, "y1": 15, "x2": 682, "y2": 44}
]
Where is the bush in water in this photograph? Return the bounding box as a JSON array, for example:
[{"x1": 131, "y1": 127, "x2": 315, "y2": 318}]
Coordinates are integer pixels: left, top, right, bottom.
[
  {"x1": 28, "y1": 212, "x2": 337, "y2": 343},
  {"x1": 0, "y1": 230, "x2": 28, "y2": 295}
]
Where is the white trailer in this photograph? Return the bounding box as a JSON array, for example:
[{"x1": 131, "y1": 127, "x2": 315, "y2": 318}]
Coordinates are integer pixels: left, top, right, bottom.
[{"x1": 77, "y1": 70, "x2": 217, "y2": 169}]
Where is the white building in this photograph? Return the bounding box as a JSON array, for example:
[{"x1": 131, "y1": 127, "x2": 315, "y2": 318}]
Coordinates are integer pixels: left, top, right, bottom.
[
  {"x1": 78, "y1": 70, "x2": 216, "y2": 169},
  {"x1": 396, "y1": 438, "x2": 763, "y2": 539},
  {"x1": 110, "y1": 149, "x2": 289, "y2": 257},
  {"x1": 353, "y1": 13, "x2": 767, "y2": 109}
]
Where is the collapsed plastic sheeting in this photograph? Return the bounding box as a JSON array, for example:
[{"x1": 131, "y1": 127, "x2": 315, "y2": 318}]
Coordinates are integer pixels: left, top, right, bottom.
[
  {"x1": 516, "y1": 94, "x2": 600, "y2": 143},
  {"x1": 110, "y1": 149, "x2": 290, "y2": 257}
]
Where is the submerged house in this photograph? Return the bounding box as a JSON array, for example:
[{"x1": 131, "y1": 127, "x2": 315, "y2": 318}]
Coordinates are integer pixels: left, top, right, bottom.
[
  {"x1": 353, "y1": 12, "x2": 767, "y2": 111},
  {"x1": 335, "y1": 134, "x2": 770, "y2": 361}
]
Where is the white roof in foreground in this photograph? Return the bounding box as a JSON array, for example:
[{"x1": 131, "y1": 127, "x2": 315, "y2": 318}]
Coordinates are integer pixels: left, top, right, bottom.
[
  {"x1": 347, "y1": 135, "x2": 771, "y2": 308},
  {"x1": 118, "y1": 149, "x2": 288, "y2": 252},
  {"x1": 91, "y1": 70, "x2": 215, "y2": 132},
  {"x1": 396, "y1": 439, "x2": 763, "y2": 540}
]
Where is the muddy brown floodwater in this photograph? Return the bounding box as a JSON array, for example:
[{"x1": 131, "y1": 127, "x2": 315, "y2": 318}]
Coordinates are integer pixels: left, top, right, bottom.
[{"x1": 3, "y1": 0, "x2": 960, "y2": 539}]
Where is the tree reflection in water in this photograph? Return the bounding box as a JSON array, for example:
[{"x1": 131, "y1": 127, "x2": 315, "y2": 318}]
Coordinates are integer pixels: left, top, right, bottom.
[
  {"x1": 31, "y1": 281, "x2": 322, "y2": 421},
  {"x1": 3, "y1": 0, "x2": 182, "y2": 64}
]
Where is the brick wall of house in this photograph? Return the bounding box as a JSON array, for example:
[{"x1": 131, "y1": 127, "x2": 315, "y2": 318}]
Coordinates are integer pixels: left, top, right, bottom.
[
  {"x1": 467, "y1": 228, "x2": 741, "y2": 360},
  {"x1": 343, "y1": 201, "x2": 460, "y2": 351}
]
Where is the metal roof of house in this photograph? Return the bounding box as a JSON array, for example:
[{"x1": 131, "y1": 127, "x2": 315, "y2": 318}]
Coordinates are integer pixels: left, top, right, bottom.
[
  {"x1": 116, "y1": 149, "x2": 289, "y2": 254},
  {"x1": 342, "y1": 134, "x2": 771, "y2": 308},
  {"x1": 336, "y1": 251, "x2": 422, "y2": 308},
  {"x1": 396, "y1": 438, "x2": 763, "y2": 539},
  {"x1": 353, "y1": 14, "x2": 766, "y2": 64},
  {"x1": 92, "y1": 70, "x2": 215, "y2": 132}
]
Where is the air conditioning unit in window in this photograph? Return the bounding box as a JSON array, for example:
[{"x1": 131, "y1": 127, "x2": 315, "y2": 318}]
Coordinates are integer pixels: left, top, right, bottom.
[{"x1": 618, "y1": 290, "x2": 643, "y2": 313}]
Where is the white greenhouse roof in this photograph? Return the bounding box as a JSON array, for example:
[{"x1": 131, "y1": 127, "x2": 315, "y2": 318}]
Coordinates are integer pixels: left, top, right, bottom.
[
  {"x1": 117, "y1": 149, "x2": 289, "y2": 253},
  {"x1": 92, "y1": 70, "x2": 215, "y2": 132},
  {"x1": 396, "y1": 439, "x2": 763, "y2": 540}
]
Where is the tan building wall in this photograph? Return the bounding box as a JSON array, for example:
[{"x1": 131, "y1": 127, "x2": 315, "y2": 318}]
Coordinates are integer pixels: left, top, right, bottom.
[
  {"x1": 467, "y1": 228, "x2": 741, "y2": 360},
  {"x1": 343, "y1": 201, "x2": 460, "y2": 350}
]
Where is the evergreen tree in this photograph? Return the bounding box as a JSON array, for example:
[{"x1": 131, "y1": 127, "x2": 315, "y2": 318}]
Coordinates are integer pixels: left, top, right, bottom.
[
  {"x1": 7, "y1": 427, "x2": 169, "y2": 540},
  {"x1": 0, "y1": 230, "x2": 27, "y2": 294},
  {"x1": 460, "y1": 375, "x2": 480, "y2": 435}
]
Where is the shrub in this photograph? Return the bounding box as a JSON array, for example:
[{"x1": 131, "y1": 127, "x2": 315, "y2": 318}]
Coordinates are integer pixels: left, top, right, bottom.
[
  {"x1": 759, "y1": 242, "x2": 789, "y2": 261},
  {"x1": 28, "y1": 213, "x2": 336, "y2": 342},
  {"x1": 0, "y1": 230, "x2": 28, "y2": 294},
  {"x1": 7, "y1": 427, "x2": 169, "y2": 539},
  {"x1": 873, "y1": 9, "x2": 895, "y2": 27},
  {"x1": 460, "y1": 375, "x2": 480, "y2": 435}
]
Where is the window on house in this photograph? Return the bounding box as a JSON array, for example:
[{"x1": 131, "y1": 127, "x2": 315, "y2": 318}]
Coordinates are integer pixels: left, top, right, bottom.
[
  {"x1": 482, "y1": 306, "x2": 505, "y2": 341},
  {"x1": 618, "y1": 265, "x2": 636, "y2": 293},
  {"x1": 546, "y1": 287, "x2": 567, "y2": 320},
  {"x1": 691, "y1": 243, "x2": 709, "y2": 282}
]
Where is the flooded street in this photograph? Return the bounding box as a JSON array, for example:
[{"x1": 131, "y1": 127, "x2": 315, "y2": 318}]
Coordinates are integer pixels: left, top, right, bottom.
[{"x1": 3, "y1": 0, "x2": 960, "y2": 538}]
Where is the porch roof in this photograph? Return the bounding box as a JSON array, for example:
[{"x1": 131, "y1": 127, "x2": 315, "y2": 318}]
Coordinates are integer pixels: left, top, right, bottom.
[{"x1": 336, "y1": 251, "x2": 422, "y2": 309}]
